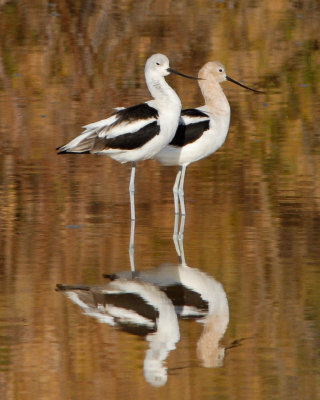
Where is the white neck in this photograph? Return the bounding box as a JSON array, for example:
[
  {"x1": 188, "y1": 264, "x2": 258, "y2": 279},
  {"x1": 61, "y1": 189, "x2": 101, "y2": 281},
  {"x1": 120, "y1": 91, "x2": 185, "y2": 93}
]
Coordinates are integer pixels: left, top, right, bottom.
[{"x1": 145, "y1": 72, "x2": 181, "y2": 109}]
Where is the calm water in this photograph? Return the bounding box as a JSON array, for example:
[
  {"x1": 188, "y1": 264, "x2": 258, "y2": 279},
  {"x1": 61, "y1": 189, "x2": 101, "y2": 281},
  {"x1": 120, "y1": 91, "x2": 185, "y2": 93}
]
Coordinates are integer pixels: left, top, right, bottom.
[{"x1": 1, "y1": 0, "x2": 320, "y2": 399}]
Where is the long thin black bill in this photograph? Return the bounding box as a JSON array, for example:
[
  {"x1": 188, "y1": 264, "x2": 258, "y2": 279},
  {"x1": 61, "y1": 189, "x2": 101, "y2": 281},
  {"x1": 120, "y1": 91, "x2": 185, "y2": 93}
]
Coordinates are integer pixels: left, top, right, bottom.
[
  {"x1": 167, "y1": 67, "x2": 201, "y2": 80},
  {"x1": 226, "y1": 76, "x2": 264, "y2": 93}
]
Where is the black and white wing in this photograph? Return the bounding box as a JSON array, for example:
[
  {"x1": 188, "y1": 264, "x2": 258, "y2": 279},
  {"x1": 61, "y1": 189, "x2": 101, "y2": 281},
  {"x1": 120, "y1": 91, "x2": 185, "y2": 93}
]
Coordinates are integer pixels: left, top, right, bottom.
[
  {"x1": 169, "y1": 108, "x2": 210, "y2": 147},
  {"x1": 57, "y1": 103, "x2": 159, "y2": 154},
  {"x1": 56, "y1": 280, "x2": 162, "y2": 335}
]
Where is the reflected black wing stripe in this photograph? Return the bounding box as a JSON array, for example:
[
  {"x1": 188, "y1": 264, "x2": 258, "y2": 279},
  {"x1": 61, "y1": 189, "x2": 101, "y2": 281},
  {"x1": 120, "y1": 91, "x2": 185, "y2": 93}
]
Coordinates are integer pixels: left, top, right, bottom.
[{"x1": 93, "y1": 292, "x2": 159, "y2": 321}]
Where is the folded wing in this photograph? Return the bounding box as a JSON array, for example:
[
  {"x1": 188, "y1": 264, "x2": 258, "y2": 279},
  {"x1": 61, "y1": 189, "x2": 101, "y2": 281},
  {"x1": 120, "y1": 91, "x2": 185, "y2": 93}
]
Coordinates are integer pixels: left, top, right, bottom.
[
  {"x1": 169, "y1": 108, "x2": 210, "y2": 147},
  {"x1": 57, "y1": 103, "x2": 159, "y2": 154}
]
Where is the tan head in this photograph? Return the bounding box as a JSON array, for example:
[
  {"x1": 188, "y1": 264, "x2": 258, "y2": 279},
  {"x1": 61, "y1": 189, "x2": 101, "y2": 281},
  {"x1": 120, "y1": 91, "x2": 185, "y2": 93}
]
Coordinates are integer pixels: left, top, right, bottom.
[
  {"x1": 198, "y1": 61, "x2": 227, "y2": 83},
  {"x1": 198, "y1": 61, "x2": 264, "y2": 93}
]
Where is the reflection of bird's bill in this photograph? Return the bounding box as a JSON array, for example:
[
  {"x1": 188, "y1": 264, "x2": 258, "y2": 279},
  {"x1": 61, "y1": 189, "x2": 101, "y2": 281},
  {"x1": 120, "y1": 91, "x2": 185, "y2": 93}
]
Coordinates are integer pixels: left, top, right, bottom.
[
  {"x1": 225, "y1": 336, "x2": 254, "y2": 350},
  {"x1": 167, "y1": 366, "x2": 188, "y2": 375},
  {"x1": 167, "y1": 67, "x2": 201, "y2": 80},
  {"x1": 226, "y1": 76, "x2": 264, "y2": 93}
]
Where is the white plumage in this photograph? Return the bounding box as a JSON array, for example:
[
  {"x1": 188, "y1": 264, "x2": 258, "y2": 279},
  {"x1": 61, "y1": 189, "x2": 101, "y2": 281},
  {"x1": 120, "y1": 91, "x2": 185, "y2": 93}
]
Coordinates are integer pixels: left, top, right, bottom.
[
  {"x1": 105, "y1": 262, "x2": 230, "y2": 368},
  {"x1": 154, "y1": 61, "x2": 263, "y2": 215},
  {"x1": 56, "y1": 278, "x2": 180, "y2": 387},
  {"x1": 57, "y1": 53, "x2": 199, "y2": 220}
]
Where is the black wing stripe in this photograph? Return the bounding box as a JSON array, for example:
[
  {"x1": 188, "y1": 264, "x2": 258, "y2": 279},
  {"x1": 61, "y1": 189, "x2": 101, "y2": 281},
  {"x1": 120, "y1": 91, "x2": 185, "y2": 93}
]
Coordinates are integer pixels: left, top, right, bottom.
[
  {"x1": 94, "y1": 121, "x2": 160, "y2": 150},
  {"x1": 93, "y1": 292, "x2": 159, "y2": 321},
  {"x1": 162, "y1": 284, "x2": 209, "y2": 312},
  {"x1": 111, "y1": 103, "x2": 159, "y2": 126},
  {"x1": 169, "y1": 120, "x2": 210, "y2": 147},
  {"x1": 181, "y1": 108, "x2": 209, "y2": 118}
]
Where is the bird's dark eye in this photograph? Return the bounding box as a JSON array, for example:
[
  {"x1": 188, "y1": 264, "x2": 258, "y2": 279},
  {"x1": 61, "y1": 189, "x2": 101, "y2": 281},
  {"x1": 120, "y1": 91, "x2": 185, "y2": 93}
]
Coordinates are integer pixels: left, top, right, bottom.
[
  {"x1": 156, "y1": 62, "x2": 160, "y2": 65},
  {"x1": 219, "y1": 68, "x2": 223, "y2": 72}
]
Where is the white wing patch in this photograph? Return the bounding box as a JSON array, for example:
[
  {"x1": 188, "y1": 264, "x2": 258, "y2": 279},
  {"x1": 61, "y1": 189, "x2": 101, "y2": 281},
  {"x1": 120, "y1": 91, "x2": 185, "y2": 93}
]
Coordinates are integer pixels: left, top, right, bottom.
[
  {"x1": 180, "y1": 109, "x2": 210, "y2": 126},
  {"x1": 82, "y1": 114, "x2": 118, "y2": 130},
  {"x1": 97, "y1": 117, "x2": 158, "y2": 139}
]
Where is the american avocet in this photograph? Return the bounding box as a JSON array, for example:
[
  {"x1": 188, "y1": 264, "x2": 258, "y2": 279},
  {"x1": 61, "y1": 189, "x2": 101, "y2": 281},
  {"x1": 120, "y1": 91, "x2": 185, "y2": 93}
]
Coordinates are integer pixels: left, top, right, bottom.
[
  {"x1": 103, "y1": 211, "x2": 231, "y2": 368},
  {"x1": 105, "y1": 263, "x2": 229, "y2": 368},
  {"x1": 154, "y1": 61, "x2": 264, "y2": 215},
  {"x1": 57, "y1": 53, "x2": 199, "y2": 221},
  {"x1": 56, "y1": 279, "x2": 179, "y2": 387}
]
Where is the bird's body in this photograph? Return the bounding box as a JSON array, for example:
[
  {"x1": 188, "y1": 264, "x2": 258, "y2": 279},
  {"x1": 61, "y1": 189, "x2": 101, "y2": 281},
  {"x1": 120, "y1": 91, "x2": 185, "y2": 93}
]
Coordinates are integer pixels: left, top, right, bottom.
[
  {"x1": 154, "y1": 61, "x2": 262, "y2": 215},
  {"x1": 57, "y1": 53, "x2": 199, "y2": 221},
  {"x1": 60, "y1": 94, "x2": 181, "y2": 165},
  {"x1": 155, "y1": 106, "x2": 229, "y2": 167},
  {"x1": 105, "y1": 263, "x2": 229, "y2": 368},
  {"x1": 56, "y1": 279, "x2": 180, "y2": 387}
]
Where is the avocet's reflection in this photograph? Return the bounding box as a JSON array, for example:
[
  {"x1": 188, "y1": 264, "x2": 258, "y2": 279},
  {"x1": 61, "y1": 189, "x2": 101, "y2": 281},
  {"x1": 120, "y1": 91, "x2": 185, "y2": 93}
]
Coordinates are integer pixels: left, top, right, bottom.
[
  {"x1": 56, "y1": 216, "x2": 229, "y2": 386},
  {"x1": 56, "y1": 278, "x2": 179, "y2": 387},
  {"x1": 107, "y1": 235, "x2": 228, "y2": 368},
  {"x1": 105, "y1": 215, "x2": 229, "y2": 368},
  {"x1": 106, "y1": 263, "x2": 229, "y2": 368}
]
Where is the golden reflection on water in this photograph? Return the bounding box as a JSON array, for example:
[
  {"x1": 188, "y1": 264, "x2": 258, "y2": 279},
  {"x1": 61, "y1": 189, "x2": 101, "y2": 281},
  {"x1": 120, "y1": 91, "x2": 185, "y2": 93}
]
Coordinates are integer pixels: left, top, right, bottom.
[{"x1": 1, "y1": 0, "x2": 320, "y2": 399}]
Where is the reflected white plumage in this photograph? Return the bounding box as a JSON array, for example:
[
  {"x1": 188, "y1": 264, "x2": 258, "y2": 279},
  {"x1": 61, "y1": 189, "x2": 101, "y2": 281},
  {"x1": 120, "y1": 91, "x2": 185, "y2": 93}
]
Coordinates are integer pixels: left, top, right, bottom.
[
  {"x1": 56, "y1": 278, "x2": 180, "y2": 387},
  {"x1": 57, "y1": 53, "x2": 199, "y2": 221},
  {"x1": 105, "y1": 263, "x2": 229, "y2": 368},
  {"x1": 154, "y1": 61, "x2": 263, "y2": 215}
]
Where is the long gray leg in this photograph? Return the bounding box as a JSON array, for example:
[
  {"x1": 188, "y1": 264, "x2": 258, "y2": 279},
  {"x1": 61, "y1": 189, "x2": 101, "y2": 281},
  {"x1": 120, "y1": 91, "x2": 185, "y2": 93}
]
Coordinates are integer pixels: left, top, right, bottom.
[
  {"x1": 173, "y1": 213, "x2": 180, "y2": 260},
  {"x1": 178, "y1": 165, "x2": 187, "y2": 216},
  {"x1": 173, "y1": 166, "x2": 182, "y2": 215},
  {"x1": 178, "y1": 215, "x2": 186, "y2": 266},
  {"x1": 129, "y1": 218, "x2": 135, "y2": 272},
  {"x1": 129, "y1": 162, "x2": 136, "y2": 221},
  {"x1": 173, "y1": 213, "x2": 186, "y2": 265}
]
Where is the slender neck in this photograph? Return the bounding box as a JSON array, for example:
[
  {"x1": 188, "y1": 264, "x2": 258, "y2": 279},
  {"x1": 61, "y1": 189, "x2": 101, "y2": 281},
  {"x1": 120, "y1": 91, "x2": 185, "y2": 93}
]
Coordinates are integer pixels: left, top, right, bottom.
[
  {"x1": 145, "y1": 73, "x2": 181, "y2": 108},
  {"x1": 199, "y1": 79, "x2": 230, "y2": 116},
  {"x1": 196, "y1": 281, "x2": 229, "y2": 367}
]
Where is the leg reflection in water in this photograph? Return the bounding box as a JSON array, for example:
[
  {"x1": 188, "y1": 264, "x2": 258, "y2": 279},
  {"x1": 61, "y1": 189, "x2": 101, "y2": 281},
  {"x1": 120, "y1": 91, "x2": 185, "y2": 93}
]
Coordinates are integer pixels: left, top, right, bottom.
[{"x1": 105, "y1": 217, "x2": 230, "y2": 368}]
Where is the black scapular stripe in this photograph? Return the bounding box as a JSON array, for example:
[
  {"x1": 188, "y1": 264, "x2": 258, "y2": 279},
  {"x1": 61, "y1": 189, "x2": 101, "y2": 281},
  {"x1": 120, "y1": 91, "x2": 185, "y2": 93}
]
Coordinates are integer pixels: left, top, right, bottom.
[
  {"x1": 169, "y1": 120, "x2": 210, "y2": 147},
  {"x1": 181, "y1": 108, "x2": 209, "y2": 118},
  {"x1": 94, "y1": 292, "x2": 159, "y2": 321},
  {"x1": 162, "y1": 284, "x2": 209, "y2": 313},
  {"x1": 112, "y1": 103, "x2": 159, "y2": 125},
  {"x1": 96, "y1": 121, "x2": 161, "y2": 150}
]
